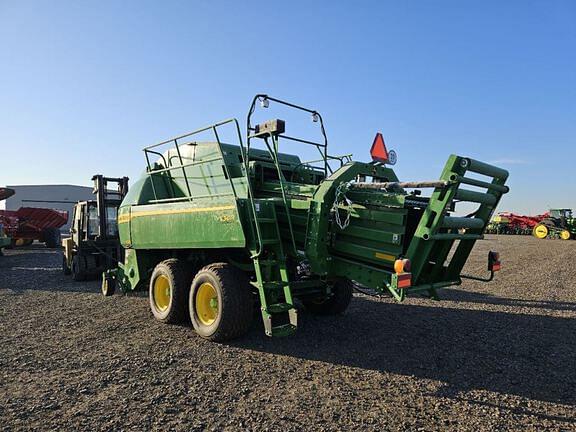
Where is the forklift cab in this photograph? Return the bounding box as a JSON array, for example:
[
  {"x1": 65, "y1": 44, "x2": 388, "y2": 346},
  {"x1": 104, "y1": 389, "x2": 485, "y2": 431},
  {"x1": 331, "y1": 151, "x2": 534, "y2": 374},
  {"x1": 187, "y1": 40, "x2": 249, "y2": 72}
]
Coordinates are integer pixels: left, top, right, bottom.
[
  {"x1": 63, "y1": 175, "x2": 129, "y2": 280},
  {"x1": 71, "y1": 200, "x2": 120, "y2": 244}
]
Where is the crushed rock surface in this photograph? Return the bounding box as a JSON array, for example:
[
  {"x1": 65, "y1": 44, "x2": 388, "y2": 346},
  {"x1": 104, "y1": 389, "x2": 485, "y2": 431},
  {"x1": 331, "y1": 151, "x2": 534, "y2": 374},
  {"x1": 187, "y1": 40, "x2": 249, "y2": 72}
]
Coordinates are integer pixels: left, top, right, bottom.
[{"x1": 1, "y1": 235, "x2": 575, "y2": 431}]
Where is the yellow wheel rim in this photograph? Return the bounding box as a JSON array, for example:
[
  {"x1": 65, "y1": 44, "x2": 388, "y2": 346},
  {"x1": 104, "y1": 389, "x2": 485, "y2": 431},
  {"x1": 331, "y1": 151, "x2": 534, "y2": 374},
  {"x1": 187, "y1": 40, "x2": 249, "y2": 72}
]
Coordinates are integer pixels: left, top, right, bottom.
[
  {"x1": 196, "y1": 282, "x2": 218, "y2": 326},
  {"x1": 533, "y1": 225, "x2": 548, "y2": 239},
  {"x1": 560, "y1": 230, "x2": 571, "y2": 240},
  {"x1": 153, "y1": 274, "x2": 171, "y2": 312}
]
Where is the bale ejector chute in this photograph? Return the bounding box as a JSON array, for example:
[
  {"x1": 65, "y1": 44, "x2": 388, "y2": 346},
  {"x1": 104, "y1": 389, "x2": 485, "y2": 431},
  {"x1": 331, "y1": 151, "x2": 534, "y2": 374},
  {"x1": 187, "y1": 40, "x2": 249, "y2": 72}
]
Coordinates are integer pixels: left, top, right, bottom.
[{"x1": 102, "y1": 95, "x2": 509, "y2": 341}]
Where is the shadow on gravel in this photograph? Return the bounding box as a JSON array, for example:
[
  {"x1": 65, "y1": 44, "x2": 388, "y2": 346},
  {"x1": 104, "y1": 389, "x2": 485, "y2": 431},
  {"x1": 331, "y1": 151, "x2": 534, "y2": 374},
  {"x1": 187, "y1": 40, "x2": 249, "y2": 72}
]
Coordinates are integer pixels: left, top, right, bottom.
[
  {"x1": 443, "y1": 288, "x2": 576, "y2": 312},
  {"x1": 1, "y1": 249, "x2": 147, "y2": 296},
  {"x1": 0, "y1": 249, "x2": 101, "y2": 294},
  {"x1": 0, "y1": 252, "x2": 57, "y2": 262},
  {"x1": 233, "y1": 296, "x2": 576, "y2": 410}
]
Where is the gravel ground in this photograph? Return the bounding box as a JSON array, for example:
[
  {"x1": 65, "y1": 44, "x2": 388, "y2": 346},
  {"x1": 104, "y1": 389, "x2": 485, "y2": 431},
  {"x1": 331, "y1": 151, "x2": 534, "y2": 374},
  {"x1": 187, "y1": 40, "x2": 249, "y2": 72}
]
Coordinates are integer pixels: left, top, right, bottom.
[{"x1": 1, "y1": 235, "x2": 575, "y2": 431}]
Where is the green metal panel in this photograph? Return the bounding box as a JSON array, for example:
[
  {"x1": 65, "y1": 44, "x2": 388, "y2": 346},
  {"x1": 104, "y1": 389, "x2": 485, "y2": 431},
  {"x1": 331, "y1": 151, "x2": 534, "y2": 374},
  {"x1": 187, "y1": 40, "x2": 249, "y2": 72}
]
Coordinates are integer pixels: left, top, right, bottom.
[
  {"x1": 118, "y1": 206, "x2": 131, "y2": 247},
  {"x1": 127, "y1": 198, "x2": 245, "y2": 249},
  {"x1": 304, "y1": 161, "x2": 400, "y2": 275}
]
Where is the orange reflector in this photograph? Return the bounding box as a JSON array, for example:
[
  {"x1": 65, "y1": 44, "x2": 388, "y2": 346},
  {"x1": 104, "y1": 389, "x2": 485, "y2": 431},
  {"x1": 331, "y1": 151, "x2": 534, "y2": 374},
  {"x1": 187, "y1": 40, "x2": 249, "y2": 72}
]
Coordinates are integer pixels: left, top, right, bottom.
[
  {"x1": 394, "y1": 258, "x2": 411, "y2": 274},
  {"x1": 370, "y1": 132, "x2": 389, "y2": 163},
  {"x1": 492, "y1": 262, "x2": 501, "y2": 272}
]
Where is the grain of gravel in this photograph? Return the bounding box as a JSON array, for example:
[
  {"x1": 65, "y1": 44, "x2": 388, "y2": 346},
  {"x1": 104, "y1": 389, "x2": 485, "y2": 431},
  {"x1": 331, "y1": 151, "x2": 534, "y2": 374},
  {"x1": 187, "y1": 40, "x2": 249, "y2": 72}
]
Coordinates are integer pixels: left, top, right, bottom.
[{"x1": 1, "y1": 235, "x2": 575, "y2": 431}]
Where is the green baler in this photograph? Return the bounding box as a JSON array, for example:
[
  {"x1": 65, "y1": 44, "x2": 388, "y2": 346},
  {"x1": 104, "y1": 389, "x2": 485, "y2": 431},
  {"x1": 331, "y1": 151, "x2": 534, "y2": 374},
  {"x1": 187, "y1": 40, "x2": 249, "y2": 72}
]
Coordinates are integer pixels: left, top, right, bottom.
[{"x1": 104, "y1": 95, "x2": 509, "y2": 341}]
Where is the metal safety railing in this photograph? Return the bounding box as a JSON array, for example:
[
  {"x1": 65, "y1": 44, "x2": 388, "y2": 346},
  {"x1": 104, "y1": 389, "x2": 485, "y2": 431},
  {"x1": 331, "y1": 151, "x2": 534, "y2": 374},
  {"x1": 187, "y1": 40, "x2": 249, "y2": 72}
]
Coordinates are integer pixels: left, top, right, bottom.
[
  {"x1": 245, "y1": 95, "x2": 334, "y2": 257},
  {"x1": 246, "y1": 94, "x2": 330, "y2": 177},
  {"x1": 142, "y1": 118, "x2": 245, "y2": 204},
  {"x1": 142, "y1": 117, "x2": 272, "y2": 259}
]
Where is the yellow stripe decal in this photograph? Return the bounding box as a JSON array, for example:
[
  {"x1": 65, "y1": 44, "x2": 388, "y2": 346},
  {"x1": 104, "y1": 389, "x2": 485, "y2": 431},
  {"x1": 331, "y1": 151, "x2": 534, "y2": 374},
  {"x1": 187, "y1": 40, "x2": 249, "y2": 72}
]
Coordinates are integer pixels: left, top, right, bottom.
[
  {"x1": 118, "y1": 205, "x2": 236, "y2": 224},
  {"x1": 118, "y1": 214, "x2": 130, "y2": 224},
  {"x1": 375, "y1": 252, "x2": 396, "y2": 262}
]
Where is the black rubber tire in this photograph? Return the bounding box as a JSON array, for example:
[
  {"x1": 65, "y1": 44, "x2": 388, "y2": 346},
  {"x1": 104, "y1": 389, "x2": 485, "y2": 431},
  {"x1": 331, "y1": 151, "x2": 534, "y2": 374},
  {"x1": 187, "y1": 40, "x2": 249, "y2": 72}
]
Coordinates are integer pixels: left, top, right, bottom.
[
  {"x1": 43, "y1": 227, "x2": 61, "y2": 249},
  {"x1": 189, "y1": 263, "x2": 253, "y2": 342},
  {"x1": 101, "y1": 275, "x2": 116, "y2": 297},
  {"x1": 304, "y1": 278, "x2": 354, "y2": 315},
  {"x1": 72, "y1": 255, "x2": 87, "y2": 281},
  {"x1": 149, "y1": 258, "x2": 191, "y2": 324},
  {"x1": 62, "y1": 254, "x2": 72, "y2": 275}
]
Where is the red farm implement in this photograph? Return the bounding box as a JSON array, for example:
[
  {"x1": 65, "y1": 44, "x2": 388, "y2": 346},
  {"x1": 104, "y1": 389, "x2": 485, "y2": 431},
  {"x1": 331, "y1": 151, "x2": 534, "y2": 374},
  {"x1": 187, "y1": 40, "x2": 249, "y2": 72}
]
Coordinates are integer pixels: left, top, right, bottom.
[
  {"x1": 486, "y1": 211, "x2": 548, "y2": 235},
  {"x1": 0, "y1": 206, "x2": 68, "y2": 248}
]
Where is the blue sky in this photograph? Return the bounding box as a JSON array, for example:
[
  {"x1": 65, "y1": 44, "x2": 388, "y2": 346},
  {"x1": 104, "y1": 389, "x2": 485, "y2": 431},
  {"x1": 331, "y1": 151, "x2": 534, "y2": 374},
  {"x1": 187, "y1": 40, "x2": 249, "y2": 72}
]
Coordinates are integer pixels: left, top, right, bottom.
[{"x1": 0, "y1": 0, "x2": 574, "y2": 214}]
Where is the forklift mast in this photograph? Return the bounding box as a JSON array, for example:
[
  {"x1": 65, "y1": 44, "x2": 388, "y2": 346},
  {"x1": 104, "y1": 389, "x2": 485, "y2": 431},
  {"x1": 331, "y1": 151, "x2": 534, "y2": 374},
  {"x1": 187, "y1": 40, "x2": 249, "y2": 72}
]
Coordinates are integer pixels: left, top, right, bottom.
[{"x1": 92, "y1": 175, "x2": 129, "y2": 241}]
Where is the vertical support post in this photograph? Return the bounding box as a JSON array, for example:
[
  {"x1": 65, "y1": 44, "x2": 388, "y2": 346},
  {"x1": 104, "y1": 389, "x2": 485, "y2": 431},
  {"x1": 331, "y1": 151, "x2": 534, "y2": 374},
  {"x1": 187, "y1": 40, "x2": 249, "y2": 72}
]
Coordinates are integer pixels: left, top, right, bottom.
[
  {"x1": 144, "y1": 150, "x2": 158, "y2": 201},
  {"x1": 172, "y1": 138, "x2": 193, "y2": 199}
]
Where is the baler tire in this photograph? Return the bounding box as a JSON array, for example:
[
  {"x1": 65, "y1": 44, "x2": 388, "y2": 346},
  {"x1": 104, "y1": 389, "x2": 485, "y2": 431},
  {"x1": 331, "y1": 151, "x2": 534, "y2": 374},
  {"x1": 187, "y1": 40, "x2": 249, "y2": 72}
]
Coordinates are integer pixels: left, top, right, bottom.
[
  {"x1": 189, "y1": 263, "x2": 253, "y2": 342},
  {"x1": 62, "y1": 254, "x2": 72, "y2": 275},
  {"x1": 304, "y1": 279, "x2": 353, "y2": 315},
  {"x1": 101, "y1": 275, "x2": 116, "y2": 297},
  {"x1": 149, "y1": 259, "x2": 191, "y2": 324},
  {"x1": 72, "y1": 256, "x2": 87, "y2": 281},
  {"x1": 43, "y1": 228, "x2": 61, "y2": 249}
]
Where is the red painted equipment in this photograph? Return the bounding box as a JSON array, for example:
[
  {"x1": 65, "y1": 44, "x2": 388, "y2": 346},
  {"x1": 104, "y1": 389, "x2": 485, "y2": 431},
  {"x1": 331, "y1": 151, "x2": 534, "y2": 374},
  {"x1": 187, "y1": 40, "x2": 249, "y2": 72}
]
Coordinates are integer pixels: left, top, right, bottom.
[
  {"x1": 487, "y1": 211, "x2": 549, "y2": 235},
  {"x1": 0, "y1": 207, "x2": 68, "y2": 247},
  {"x1": 0, "y1": 188, "x2": 15, "y2": 201}
]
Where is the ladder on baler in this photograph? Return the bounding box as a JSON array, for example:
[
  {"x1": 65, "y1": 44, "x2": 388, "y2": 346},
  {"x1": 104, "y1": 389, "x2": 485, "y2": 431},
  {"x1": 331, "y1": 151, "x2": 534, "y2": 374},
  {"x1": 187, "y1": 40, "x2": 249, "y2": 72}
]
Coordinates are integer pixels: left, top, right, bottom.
[
  {"x1": 243, "y1": 95, "x2": 331, "y2": 336},
  {"x1": 249, "y1": 199, "x2": 298, "y2": 336},
  {"x1": 243, "y1": 134, "x2": 299, "y2": 336},
  {"x1": 405, "y1": 155, "x2": 509, "y2": 299}
]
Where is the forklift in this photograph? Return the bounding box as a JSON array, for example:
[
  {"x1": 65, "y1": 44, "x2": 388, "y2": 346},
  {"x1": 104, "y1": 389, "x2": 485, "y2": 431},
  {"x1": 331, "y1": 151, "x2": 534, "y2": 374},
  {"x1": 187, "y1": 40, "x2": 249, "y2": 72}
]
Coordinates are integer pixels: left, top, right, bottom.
[{"x1": 62, "y1": 175, "x2": 129, "y2": 281}]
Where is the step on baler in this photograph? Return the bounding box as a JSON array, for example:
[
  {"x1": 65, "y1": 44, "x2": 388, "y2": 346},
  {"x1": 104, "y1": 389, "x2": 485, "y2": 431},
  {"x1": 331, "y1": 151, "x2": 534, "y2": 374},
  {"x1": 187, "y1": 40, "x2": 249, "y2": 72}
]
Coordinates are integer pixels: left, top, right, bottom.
[{"x1": 103, "y1": 95, "x2": 509, "y2": 341}]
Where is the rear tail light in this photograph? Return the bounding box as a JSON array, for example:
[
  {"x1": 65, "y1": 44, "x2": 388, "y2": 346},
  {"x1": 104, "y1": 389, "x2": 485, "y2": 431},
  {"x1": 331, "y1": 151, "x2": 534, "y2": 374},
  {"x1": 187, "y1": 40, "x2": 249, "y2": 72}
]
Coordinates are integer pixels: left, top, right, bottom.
[
  {"x1": 488, "y1": 251, "x2": 501, "y2": 272},
  {"x1": 394, "y1": 258, "x2": 412, "y2": 289}
]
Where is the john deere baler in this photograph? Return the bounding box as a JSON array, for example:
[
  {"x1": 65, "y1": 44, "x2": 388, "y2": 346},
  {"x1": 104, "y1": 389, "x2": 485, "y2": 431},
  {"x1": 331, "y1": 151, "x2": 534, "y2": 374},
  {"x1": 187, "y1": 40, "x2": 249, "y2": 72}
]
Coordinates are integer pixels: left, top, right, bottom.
[{"x1": 104, "y1": 95, "x2": 509, "y2": 341}]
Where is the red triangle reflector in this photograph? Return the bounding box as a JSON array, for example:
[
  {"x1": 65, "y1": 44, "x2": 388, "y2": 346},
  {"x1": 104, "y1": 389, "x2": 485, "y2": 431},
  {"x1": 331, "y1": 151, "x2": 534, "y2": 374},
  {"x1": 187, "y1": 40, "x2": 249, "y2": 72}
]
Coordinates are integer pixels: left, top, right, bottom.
[{"x1": 370, "y1": 133, "x2": 389, "y2": 163}]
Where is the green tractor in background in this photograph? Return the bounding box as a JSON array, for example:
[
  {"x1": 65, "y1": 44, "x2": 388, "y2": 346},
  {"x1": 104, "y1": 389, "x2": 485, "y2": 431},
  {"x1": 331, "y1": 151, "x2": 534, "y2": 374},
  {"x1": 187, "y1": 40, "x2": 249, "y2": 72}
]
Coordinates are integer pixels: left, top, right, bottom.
[
  {"x1": 103, "y1": 95, "x2": 509, "y2": 341},
  {"x1": 533, "y1": 209, "x2": 575, "y2": 240}
]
